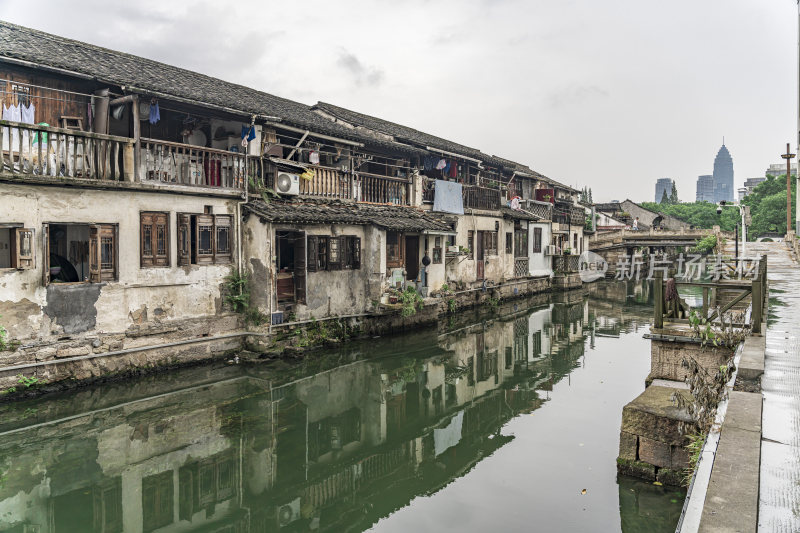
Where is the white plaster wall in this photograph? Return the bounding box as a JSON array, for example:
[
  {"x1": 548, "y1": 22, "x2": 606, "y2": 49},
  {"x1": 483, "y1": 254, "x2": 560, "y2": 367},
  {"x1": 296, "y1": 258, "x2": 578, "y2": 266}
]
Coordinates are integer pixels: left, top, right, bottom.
[
  {"x1": 0, "y1": 183, "x2": 237, "y2": 340},
  {"x1": 447, "y1": 213, "x2": 508, "y2": 285},
  {"x1": 528, "y1": 222, "x2": 553, "y2": 277}
]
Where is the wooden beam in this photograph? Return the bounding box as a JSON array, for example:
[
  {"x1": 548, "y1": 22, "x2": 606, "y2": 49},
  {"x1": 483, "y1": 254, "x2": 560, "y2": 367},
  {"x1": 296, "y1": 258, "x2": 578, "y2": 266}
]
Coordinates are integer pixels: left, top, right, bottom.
[{"x1": 285, "y1": 130, "x2": 309, "y2": 160}]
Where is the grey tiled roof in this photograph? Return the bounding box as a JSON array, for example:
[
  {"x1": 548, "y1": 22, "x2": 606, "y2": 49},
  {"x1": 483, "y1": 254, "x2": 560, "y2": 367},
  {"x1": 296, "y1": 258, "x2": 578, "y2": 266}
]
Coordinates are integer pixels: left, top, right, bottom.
[
  {"x1": 313, "y1": 101, "x2": 513, "y2": 168},
  {"x1": 0, "y1": 21, "x2": 422, "y2": 155},
  {"x1": 500, "y1": 207, "x2": 542, "y2": 221},
  {"x1": 244, "y1": 198, "x2": 454, "y2": 232}
]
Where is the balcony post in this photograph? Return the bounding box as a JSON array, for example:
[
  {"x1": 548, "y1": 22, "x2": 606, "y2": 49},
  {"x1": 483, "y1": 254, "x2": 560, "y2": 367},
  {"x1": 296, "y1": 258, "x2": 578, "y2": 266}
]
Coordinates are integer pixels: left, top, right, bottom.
[
  {"x1": 131, "y1": 94, "x2": 141, "y2": 182},
  {"x1": 123, "y1": 142, "x2": 135, "y2": 182}
]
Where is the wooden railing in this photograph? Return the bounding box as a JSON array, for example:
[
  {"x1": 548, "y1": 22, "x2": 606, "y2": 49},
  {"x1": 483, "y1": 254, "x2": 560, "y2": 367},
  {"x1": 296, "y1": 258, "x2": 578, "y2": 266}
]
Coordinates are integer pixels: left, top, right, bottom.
[
  {"x1": 652, "y1": 254, "x2": 768, "y2": 332},
  {"x1": 141, "y1": 138, "x2": 246, "y2": 189},
  {"x1": 356, "y1": 172, "x2": 410, "y2": 205},
  {"x1": 300, "y1": 165, "x2": 351, "y2": 200},
  {"x1": 0, "y1": 120, "x2": 134, "y2": 181},
  {"x1": 464, "y1": 185, "x2": 501, "y2": 210}
]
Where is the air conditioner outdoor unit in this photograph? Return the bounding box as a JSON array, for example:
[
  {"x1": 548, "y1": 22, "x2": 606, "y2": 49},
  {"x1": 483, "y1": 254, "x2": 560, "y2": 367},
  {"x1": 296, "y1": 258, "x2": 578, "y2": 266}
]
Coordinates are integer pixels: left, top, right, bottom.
[
  {"x1": 278, "y1": 497, "x2": 301, "y2": 527},
  {"x1": 545, "y1": 245, "x2": 557, "y2": 256},
  {"x1": 276, "y1": 172, "x2": 300, "y2": 196}
]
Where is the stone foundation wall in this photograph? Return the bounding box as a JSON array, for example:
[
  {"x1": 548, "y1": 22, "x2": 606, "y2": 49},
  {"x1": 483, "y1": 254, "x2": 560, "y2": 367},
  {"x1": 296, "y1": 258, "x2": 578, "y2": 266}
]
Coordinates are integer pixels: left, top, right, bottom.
[
  {"x1": 649, "y1": 338, "x2": 734, "y2": 384},
  {"x1": 617, "y1": 385, "x2": 698, "y2": 485},
  {"x1": 0, "y1": 314, "x2": 242, "y2": 391}
]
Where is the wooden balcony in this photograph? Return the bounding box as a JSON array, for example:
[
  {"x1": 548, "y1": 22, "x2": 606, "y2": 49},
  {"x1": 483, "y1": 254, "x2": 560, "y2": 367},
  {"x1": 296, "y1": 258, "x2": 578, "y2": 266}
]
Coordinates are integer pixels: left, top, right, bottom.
[
  {"x1": 0, "y1": 120, "x2": 134, "y2": 181},
  {"x1": 141, "y1": 138, "x2": 247, "y2": 189},
  {"x1": 463, "y1": 185, "x2": 501, "y2": 210},
  {"x1": 356, "y1": 172, "x2": 409, "y2": 205}
]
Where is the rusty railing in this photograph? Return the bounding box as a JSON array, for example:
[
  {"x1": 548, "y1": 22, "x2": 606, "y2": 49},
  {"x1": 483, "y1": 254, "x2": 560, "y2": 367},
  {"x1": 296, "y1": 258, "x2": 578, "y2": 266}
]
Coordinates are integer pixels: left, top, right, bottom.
[{"x1": 141, "y1": 137, "x2": 246, "y2": 189}]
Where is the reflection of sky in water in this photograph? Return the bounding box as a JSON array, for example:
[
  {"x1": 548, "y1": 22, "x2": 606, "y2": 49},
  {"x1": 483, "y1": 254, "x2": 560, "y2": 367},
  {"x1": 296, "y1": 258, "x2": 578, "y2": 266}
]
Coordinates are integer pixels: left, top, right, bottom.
[{"x1": 0, "y1": 281, "x2": 681, "y2": 533}]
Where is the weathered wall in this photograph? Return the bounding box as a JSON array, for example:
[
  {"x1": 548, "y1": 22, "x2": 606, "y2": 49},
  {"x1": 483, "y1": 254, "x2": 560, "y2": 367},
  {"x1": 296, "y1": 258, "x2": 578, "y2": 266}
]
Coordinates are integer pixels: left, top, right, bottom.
[
  {"x1": 447, "y1": 212, "x2": 509, "y2": 286},
  {"x1": 0, "y1": 183, "x2": 238, "y2": 343},
  {"x1": 649, "y1": 337, "x2": 734, "y2": 384}
]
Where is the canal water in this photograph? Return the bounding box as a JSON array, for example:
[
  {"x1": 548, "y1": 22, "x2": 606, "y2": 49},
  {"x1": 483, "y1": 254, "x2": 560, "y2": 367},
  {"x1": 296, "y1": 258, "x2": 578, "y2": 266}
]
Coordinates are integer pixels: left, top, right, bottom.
[{"x1": 0, "y1": 281, "x2": 684, "y2": 532}]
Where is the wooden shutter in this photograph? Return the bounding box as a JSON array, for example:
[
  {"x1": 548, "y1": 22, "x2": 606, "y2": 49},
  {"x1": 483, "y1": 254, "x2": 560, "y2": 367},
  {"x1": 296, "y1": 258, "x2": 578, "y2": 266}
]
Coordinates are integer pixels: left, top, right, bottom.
[
  {"x1": 294, "y1": 232, "x2": 306, "y2": 304},
  {"x1": 467, "y1": 230, "x2": 474, "y2": 259},
  {"x1": 352, "y1": 236, "x2": 361, "y2": 269},
  {"x1": 214, "y1": 215, "x2": 232, "y2": 264},
  {"x1": 327, "y1": 235, "x2": 341, "y2": 270},
  {"x1": 306, "y1": 235, "x2": 318, "y2": 272},
  {"x1": 91, "y1": 224, "x2": 117, "y2": 282},
  {"x1": 195, "y1": 215, "x2": 214, "y2": 264},
  {"x1": 42, "y1": 223, "x2": 50, "y2": 285},
  {"x1": 140, "y1": 212, "x2": 155, "y2": 267},
  {"x1": 89, "y1": 225, "x2": 101, "y2": 282},
  {"x1": 12, "y1": 228, "x2": 34, "y2": 269},
  {"x1": 178, "y1": 214, "x2": 191, "y2": 265},
  {"x1": 153, "y1": 213, "x2": 169, "y2": 266}
]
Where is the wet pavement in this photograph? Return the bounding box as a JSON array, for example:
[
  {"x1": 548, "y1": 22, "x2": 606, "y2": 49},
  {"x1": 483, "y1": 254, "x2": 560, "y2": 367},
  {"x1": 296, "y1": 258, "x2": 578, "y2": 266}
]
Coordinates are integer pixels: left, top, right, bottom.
[{"x1": 756, "y1": 242, "x2": 800, "y2": 533}]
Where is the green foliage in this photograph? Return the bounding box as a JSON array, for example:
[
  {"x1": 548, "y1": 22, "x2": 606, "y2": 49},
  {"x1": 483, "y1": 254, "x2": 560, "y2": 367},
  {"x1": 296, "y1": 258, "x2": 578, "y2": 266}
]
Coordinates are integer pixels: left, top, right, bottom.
[
  {"x1": 447, "y1": 298, "x2": 456, "y2": 314},
  {"x1": 16, "y1": 374, "x2": 41, "y2": 388},
  {"x1": 660, "y1": 189, "x2": 670, "y2": 204},
  {"x1": 485, "y1": 296, "x2": 500, "y2": 310},
  {"x1": 670, "y1": 181, "x2": 679, "y2": 204},
  {"x1": 742, "y1": 175, "x2": 797, "y2": 238},
  {"x1": 683, "y1": 434, "x2": 706, "y2": 486},
  {"x1": 691, "y1": 234, "x2": 718, "y2": 254},
  {"x1": 0, "y1": 323, "x2": 7, "y2": 351},
  {"x1": 224, "y1": 270, "x2": 251, "y2": 314},
  {"x1": 398, "y1": 287, "x2": 424, "y2": 317},
  {"x1": 640, "y1": 201, "x2": 739, "y2": 231}
]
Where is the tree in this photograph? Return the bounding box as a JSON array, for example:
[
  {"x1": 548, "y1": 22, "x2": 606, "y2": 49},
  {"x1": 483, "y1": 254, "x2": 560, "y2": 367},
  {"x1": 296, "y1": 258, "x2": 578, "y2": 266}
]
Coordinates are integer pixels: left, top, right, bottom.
[
  {"x1": 588, "y1": 188, "x2": 593, "y2": 203},
  {"x1": 742, "y1": 175, "x2": 796, "y2": 237},
  {"x1": 660, "y1": 189, "x2": 670, "y2": 204},
  {"x1": 640, "y1": 200, "x2": 739, "y2": 231},
  {"x1": 670, "y1": 182, "x2": 678, "y2": 204}
]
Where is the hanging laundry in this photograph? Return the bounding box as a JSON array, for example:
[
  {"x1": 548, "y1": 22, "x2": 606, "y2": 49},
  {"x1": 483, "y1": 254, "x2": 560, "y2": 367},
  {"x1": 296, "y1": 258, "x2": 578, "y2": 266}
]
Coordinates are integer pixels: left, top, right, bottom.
[
  {"x1": 448, "y1": 160, "x2": 458, "y2": 178},
  {"x1": 87, "y1": 99, "x2": 93, "y2": 132},
  {"x1": 2, "y1": 103, "x2": 20, "y2": 151},
  {"x1": 148, "y1": 100, "x2": 160, "y2": 124},
  {"x1": 435, "y1": 158, "x2": 446, "y2": 170},
  {"x1": 309, "y1": 150, "x2": 320, "y2": 165},
  {"x1": 20, "y1": 102, "x2": 35, "y2": 149}
]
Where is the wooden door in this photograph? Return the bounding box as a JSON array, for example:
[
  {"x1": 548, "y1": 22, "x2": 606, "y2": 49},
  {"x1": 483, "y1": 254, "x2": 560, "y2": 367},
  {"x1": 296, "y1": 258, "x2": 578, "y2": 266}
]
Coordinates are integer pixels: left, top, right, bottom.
[
  {"x1": 476, "y1": 231, "x2": 485, "y2": 280},
  {"x1": 293, "y1": 232, "x2": 306, "y2": 304},
  {"x1": 405, "y1": 235, "x2": 419, "y2": 281}
]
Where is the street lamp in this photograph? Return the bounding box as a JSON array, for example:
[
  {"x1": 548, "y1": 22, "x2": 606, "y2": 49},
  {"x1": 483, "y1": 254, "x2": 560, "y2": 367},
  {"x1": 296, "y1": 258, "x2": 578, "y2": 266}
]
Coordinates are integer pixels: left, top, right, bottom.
[{"x1": 717, "y1": 200, "x2": 749, "y2": 258}]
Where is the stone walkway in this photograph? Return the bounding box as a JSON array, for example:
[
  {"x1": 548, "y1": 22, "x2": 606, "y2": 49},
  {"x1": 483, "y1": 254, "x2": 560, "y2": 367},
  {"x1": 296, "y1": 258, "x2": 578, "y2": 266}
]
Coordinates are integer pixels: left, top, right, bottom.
[{"x1": 756, "y1": 241, "x2": 800, "y2": 532}]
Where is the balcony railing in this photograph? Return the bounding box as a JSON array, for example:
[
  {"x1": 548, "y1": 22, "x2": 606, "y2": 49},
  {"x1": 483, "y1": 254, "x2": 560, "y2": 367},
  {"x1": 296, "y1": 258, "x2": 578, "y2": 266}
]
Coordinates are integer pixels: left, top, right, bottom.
[
  {"x1": 0, "y1": 120, "x2": 134, "y2": 181},
  {"x1": 356, "y1": 172, "x2": 409, "y2": 205},
  {"x1": 141, "y1": 138, "x2": 246, "y2": 189},
  {"x1": 464, "y1": 185, "x2": 501, "y2": 210}
]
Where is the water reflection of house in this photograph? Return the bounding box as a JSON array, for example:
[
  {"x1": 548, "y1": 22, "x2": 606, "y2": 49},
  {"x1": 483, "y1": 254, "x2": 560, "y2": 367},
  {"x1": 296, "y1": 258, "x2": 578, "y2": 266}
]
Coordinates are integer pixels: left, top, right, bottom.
[
  {"x1": 0, "y1": 372, "x2": 257, "y2": 532},
  {"x1": 0, "y1": 294, "x2": 598, "y2": 533}
]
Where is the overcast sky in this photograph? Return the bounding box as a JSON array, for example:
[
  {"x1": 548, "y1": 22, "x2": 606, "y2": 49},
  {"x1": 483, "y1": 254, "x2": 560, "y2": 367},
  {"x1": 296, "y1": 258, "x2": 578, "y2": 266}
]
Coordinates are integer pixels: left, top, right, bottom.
[{"x1": 2, "y1": 0, "x2": 796, "y2": 202}]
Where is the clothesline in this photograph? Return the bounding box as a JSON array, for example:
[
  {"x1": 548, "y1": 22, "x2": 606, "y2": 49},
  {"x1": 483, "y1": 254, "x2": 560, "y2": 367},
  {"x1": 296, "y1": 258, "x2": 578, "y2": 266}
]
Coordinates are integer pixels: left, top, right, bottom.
[
  {"x1": 0, "y1": 89, "x2": 89, "y2": 106},
  {"x1": 0, "y1": 78, "x2": 99, "y2": 100}
]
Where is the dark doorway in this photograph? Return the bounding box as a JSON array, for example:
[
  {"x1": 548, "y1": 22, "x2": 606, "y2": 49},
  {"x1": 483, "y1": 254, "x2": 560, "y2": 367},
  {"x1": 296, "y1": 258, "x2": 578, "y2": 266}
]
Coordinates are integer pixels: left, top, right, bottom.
[
  {"x1": 276, "y1": 231, "x2": 306, "y2": 304},
  {"x1": 405, "y1": 235, "x2": 419, "y2": 281},
  {"x1": 476, "y1": 231, "x2": 485, "y2": 280}
]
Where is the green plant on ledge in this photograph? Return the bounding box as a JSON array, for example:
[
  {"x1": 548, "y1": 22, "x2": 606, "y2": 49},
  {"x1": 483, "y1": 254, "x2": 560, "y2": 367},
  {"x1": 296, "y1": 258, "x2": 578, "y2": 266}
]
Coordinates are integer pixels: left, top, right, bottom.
[{"x1": 398, "y1": 287, "x2": 424, "y2": 317}]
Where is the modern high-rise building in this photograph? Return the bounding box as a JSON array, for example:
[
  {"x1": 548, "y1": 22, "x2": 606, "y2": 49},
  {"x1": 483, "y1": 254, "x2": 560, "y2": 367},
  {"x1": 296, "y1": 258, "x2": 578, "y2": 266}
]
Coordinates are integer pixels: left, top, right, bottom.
[
  {"x1": 696, "y1": 174, "x2": 714, "y2": 202},
  {"x1": 712, "y1": 143, "x2": 734, "y2": 203},
  {"x1": 655, "y1": 178, "x2": 674, "y2": 203},
  {"x1": 765, "y1": 163, "x2": 797, "y2": 177}
]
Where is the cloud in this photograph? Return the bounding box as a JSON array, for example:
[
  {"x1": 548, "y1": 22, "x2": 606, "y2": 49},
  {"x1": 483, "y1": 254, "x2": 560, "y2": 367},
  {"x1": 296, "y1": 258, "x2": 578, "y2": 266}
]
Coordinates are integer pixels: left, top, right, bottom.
[
  {"x1": 336, "y1": 50, "x2": 385, "y2": 87},
  {"x1": 546, "y1": 84, "x2": 609, "y2": 109}
]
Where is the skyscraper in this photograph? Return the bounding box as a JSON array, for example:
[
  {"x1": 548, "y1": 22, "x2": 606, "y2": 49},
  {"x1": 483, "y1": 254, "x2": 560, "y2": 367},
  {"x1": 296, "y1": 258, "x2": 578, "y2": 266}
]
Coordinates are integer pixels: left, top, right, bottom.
[
  {"x1": 696, "y1": 175, "x2": 714, "y2": 202},
  {"x1": 655, "y1": 178, "x2": 673, "y2": 203},
  {"x1": 712, "y1": 143, "x2": 734, "y2": 203}
]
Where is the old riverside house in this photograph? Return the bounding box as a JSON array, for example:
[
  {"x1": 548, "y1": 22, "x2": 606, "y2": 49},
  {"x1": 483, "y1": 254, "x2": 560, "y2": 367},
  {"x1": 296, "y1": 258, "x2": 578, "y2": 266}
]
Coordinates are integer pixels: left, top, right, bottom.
[{"x1": 0, "y1": 22, "x2": 591, "y2": 388}]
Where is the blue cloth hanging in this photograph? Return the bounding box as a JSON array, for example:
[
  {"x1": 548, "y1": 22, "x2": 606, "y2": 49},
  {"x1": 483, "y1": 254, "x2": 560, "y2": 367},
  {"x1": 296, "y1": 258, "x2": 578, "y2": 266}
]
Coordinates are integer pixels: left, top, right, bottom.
[{"x1": 148, "y1": 101, "x2": 160, "y2": 124}]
